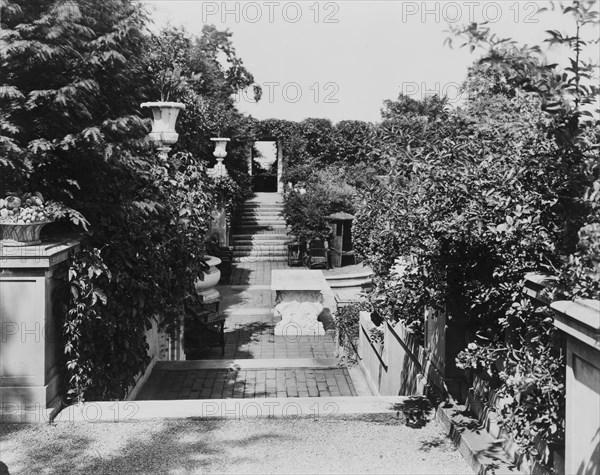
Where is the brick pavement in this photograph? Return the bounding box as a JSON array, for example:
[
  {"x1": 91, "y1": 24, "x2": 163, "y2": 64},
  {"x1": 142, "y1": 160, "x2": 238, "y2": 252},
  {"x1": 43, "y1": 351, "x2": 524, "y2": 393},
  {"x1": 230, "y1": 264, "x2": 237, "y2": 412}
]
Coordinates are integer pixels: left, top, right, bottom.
[
  {"x1": 138, "y1": 367, "x2": 357, "y2": 400},
  {"x1": 136, "y1": 259, "x2": 365, "y2": 401},
  {"x1": 189, "y1": 315, "x2": 337, "y2": 360}
]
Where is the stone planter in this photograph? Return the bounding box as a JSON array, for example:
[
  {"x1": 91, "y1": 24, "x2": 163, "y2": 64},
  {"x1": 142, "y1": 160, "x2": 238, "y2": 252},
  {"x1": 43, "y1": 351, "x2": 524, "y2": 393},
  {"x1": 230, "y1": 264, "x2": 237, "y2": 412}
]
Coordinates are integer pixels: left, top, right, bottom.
[
  {"x1": 207, "y1": 138, "x2": 231, "y2": 178},
  {"x1": 195, "y1": 255, "x2": 222, "y2": 301},
  {"x1": 141, "y1": 101, "x2": 185, "y2": 146},
  {"x1": 210, "y1": 137, "x2": 230, "y2": 159},
  {"x1": 0, "y1": 221, "x2": 52, "y2": 246}
]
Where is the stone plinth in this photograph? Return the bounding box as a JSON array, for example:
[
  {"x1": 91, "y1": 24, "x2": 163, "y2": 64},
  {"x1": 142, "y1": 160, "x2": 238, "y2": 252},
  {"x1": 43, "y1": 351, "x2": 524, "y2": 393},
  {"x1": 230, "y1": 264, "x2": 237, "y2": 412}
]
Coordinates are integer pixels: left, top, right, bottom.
[
  {"x1": 271, "y1": 270, "x2": 330, "y2": 336},
  {"x1": 551, "y1": 298, "x2": 600, "y2": 475},
  {"x1": 0, "y1": 239, "x2": 80, "y2": 421}
]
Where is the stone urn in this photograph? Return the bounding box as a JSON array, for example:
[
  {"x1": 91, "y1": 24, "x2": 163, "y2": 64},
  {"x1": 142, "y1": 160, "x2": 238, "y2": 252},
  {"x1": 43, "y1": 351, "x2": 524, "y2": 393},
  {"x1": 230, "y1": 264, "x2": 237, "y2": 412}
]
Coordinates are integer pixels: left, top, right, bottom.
[
  {"x1": 211, "y1": 137, "x2": 230, "y2": 159},
  {"x1": 141, "y1": 102, "x2": 185, "y2": 146},
  {"x1": 195, "y1": 255, "x2": 222, "y2": 302},
  {"x1": 207, "y1": 138, "x2": 231, "y2": 178}
]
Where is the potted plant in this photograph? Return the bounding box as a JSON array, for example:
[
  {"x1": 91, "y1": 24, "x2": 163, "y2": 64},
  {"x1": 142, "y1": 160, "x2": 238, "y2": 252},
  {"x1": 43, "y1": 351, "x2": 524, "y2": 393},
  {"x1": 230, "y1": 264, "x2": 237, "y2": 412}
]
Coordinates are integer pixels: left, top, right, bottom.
[
  {"x1": 141, "y1": 65, "x2": 186, "y2": 147},
  {"x1": 141, "y1": 101, "x2": 186, "y2": 147},
  {"x1": 0, "y1": 192, "x2": 88, "y2": 246},
  {"x1": 143, "y1": 29, "x2": 192, "y2": 148}
]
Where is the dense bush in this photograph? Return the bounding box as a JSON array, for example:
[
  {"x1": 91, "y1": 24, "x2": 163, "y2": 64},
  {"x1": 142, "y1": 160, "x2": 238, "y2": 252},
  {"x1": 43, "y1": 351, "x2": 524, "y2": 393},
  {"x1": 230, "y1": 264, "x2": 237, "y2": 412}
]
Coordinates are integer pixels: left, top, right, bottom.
[
  {"x1": 353, "y1": 4, "x2": 599, "y2": 469},
  {"x1": 283, "y1": 167, "x2": 357, "y2": 242}
]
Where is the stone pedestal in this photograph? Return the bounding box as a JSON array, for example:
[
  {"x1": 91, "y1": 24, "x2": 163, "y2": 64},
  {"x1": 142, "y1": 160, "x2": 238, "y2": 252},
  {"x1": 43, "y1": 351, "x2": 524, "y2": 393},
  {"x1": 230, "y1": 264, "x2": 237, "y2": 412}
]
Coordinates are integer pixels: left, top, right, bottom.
[
  {"x1": 271, "y1": 270, "x2": 331, "y2": 337},
  {"x1": 551, "y1": 298, "x2": 600, "y2": 475},
  {"x1": 0, "y1": 239, "x2": 80, "y2": 420}
]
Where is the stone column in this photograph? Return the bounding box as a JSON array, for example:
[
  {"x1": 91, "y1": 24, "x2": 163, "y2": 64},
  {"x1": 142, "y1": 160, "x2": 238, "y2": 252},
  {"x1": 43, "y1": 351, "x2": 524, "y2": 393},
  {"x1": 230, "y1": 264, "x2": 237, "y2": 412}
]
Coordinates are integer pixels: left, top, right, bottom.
[
  {"x1": 277, "y1": 140, "x2": 284, "y2": 193},
  {"x1": 0, "y1": 239, "x2": 80, "y2": 422},
  {"x1": 551, "y1": 298, "x2": 600, "y2": 475}
]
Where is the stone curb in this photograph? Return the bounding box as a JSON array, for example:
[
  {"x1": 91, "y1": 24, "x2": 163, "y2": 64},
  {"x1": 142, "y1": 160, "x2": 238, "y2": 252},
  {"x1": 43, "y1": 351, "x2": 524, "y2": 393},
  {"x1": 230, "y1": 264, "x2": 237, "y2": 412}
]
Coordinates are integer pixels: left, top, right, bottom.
[
  {"x1": 51, "y1": 396, "x2": 410, "y2": 423},
  {"x1": 435, "y1": 403, "x2": 522, "y2": 475}
]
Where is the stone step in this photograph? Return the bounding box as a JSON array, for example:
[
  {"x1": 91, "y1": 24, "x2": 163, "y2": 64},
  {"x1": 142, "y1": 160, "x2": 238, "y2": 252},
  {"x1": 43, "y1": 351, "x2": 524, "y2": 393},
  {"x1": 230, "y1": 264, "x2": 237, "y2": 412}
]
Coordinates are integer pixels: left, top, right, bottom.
[
  {"x1": 233, "y1": 240, "x2": 288, "y2": 247},
  {"x1": 232, "y1": 250, "x2": 287, "y2": 260},
  {"x1": 240, "y1": 211, "x2": 284, "y2": 218},
  {"x1": 151, "y1": 358, "x2": 341, "y2": 370},
  {"x1": 233, "y1": 234, "x2": 290, "y2": 241},
  {"x1": 327, "y1": 278, "x2": 373, "y2": 289},
  {"x1": 62, "y1": 396, "x2": 411, "y2": 421},
  {"x1": 239, "y1": 220, "x2": 287, "y2": 227},
  {"x1": 235, "y1": 225, "x2": 289, "y2": 232},
  {"x1": 325, "y1": 270, "x2": 374, "y2": 281},
  {"x1": 233, "y1": 244, "x2": 287, "y2": 252},
  {"x1": 233, "y1": 256, "x2": 289, "y2": 262},
  {"x1": 241, "y1": 203, "x2": 284, "y2": 210}
]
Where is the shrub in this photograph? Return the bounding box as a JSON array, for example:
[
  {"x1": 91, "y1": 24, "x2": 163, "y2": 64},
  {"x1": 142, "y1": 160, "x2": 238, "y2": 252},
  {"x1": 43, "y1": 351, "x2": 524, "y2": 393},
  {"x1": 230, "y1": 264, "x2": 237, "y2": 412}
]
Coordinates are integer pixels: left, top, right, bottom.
[
  {"x1": 283, "y1": 167, "x2": 357, "y2": 242},
  {"x1": 335, "y1": 301, "x2": 372, "y2": 361}
]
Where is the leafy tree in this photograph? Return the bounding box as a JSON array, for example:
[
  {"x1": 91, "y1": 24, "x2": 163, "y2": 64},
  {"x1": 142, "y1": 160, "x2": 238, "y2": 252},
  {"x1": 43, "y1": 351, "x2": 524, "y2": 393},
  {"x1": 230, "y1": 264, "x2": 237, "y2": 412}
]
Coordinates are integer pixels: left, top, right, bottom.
[
  {"x1": 332, "y1": 120, "x2": 374, "y2": 165},
  {"x1": 0, "y1": 0, "x2": 151, "y2": 194}
]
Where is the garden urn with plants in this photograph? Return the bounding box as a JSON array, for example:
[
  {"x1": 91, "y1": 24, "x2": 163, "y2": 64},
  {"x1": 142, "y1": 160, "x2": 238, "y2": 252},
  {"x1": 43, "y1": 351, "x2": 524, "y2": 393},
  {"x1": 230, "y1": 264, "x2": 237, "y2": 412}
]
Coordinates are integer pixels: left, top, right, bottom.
[
  {"x1": 0, "y1": 192, "x2": 88, "y2": 246},
  {"x1": 141, "y1": 101, "x2": 186, "y2": 147}
]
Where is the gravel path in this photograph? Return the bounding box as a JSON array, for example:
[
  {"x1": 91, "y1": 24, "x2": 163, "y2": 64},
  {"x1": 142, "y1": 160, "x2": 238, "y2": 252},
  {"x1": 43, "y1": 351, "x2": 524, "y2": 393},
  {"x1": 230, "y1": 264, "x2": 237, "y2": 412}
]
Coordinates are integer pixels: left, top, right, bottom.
[{"x1": 0, "y1": 414, "x2": 472, "y2": 474}]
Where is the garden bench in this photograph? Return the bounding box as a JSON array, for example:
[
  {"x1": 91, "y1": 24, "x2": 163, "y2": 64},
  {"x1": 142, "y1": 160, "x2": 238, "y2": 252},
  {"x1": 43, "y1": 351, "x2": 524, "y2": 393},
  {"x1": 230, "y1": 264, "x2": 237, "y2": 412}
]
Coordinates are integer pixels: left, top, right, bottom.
[
  {"x1": 303, "y1": 238, "x2": 330, "y2": 269},
  {"x1": 183, "y1": 294, "x2": 226, "y2": 358}
]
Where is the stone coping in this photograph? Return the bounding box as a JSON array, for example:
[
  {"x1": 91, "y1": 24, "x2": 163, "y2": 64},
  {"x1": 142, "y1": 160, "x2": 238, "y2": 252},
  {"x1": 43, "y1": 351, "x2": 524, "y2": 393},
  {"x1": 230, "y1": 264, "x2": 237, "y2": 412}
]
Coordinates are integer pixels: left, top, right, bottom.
[
  {"x1": 0, "y1": 238, "x2": 80, "y2": 268},
  {"x1": 551, "y1": 298, "x2": 600, "y2": 349},
  {"x1": 271, "y1": 270, "x2": 328, "y2": 291}
]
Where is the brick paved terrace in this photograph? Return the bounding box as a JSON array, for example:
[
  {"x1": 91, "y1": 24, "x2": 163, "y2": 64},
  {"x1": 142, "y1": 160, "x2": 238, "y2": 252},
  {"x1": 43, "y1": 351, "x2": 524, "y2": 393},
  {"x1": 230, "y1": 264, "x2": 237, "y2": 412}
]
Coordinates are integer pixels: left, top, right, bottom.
[
  {"x1": 135, "y1": 260, "x2": 368, "y2": 401},
  {"x1": 138, "y1": 367, "x2": 357, "y2": 400}
]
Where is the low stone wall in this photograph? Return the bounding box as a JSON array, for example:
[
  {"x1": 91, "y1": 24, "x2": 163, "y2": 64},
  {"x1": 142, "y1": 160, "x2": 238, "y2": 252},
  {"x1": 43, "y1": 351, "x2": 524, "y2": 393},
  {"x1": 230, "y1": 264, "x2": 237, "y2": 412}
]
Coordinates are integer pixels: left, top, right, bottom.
[
  {"x1": 357, "y1": 312, "x2": 439, "y2": 397},
  {"x1": 464, "y1": 274, "x2": 566, "y2": 475},
  {"x1": 127, "y1": 317, "x2": 170, "y2": 401}
]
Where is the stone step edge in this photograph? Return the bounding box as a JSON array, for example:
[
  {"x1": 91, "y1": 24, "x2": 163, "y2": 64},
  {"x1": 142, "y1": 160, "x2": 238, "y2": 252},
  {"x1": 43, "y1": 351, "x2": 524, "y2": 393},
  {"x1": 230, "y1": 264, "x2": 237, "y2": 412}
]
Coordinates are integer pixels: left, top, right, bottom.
[
  {"x1": 223, "y1": 307, "x2": 274, "y2": 316},
  {"x1": 324, "y1": 271, "x2": 374, "y2": 281},
  {"x1": 233, "y1": 234, "x2": 290, "y2": 239},
  {"x1": 154, "y1": 358, "x2": 341, "y2": 371},
  {"x1": 435, "y1": 404, "x2": 521, "y2": 475},
  {"x1": 232, "y1": 241, "x2": 290, "y2": 245},
  {"x1": 328, "y1": 279, "x2": 373, "y2": 289},
  {"x1": 54, "y1": 396, "x2": 410, "y2": 422},
  {"x1": 232, "y1": 257, "x2": 289, "y2": 262},
  {"x1": 232, "y1": 247, "x2": 288, "y2": 251}
]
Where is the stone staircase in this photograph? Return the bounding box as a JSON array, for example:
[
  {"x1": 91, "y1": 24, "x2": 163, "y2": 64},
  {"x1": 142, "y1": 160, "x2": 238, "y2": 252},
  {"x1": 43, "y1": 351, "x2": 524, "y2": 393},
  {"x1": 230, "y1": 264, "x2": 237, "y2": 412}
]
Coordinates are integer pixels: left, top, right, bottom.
[{"x1": 232, "y1": 193, "x2": 290, "y2": 262}]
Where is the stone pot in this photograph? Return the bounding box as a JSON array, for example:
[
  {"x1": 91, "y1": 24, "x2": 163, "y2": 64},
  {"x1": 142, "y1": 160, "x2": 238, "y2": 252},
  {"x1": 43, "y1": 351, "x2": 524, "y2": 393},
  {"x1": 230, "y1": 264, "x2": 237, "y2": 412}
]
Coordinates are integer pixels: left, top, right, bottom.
[
  {"x1": 0, "y1": 221, "x2": 52, "y2": 246},
  {"x1": 210, "y1": 138, "x2": 230, "y2": 159},
  {"x1": 195, "y1": 255, "x2": 222, "y2": 302},
  {"x1": 141, "y1": 101, "x2": 185, "y2": 146}
]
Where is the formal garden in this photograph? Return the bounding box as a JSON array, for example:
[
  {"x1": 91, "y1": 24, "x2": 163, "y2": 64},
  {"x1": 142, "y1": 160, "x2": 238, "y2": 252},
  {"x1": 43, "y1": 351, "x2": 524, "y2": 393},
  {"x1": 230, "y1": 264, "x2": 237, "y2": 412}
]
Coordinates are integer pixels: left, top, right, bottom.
[{"x1": 1, "y1": 1, "x2": 599, "y2": 474}]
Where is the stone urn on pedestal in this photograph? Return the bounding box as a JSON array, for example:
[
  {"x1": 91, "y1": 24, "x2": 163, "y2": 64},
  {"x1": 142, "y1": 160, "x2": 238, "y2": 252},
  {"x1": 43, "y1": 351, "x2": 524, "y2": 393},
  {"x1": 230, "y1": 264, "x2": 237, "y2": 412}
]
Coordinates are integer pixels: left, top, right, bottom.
[
  {"x1": 141, "y1": 101, "x2": 185, "y2": 159},
  {"x1": 195, "y1": 255, "x2": 222, "y2": 303},
  {"x1": 207, "y1": 138, "x2": 230, "y2": 178}
]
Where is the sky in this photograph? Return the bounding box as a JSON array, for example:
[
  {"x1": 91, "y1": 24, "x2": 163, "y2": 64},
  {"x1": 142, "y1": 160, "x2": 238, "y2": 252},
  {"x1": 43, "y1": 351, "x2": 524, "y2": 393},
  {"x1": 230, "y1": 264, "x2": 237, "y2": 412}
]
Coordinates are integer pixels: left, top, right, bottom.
[{"x1": 145, "y1": 1, "x2": 599, "y2": 124}]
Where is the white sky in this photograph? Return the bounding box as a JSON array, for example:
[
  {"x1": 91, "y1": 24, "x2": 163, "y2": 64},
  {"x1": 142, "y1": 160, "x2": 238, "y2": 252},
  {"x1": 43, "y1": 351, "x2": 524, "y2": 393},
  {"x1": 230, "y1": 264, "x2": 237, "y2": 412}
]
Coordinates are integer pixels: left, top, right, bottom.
[{"x1": 144, "y1": 1, "x2": 600, "y2": 123}]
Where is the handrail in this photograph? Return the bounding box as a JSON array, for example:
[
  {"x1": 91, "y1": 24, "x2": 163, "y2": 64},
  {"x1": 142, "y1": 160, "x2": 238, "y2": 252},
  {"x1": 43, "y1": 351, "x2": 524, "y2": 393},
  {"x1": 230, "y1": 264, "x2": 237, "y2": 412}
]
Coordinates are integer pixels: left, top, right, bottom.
[
  {"x1": 385, "y1": 320, "x2": 423, "y2": 373},
  {"x1": 361, "y1": 325, "x2": 388, "y2": 371}
]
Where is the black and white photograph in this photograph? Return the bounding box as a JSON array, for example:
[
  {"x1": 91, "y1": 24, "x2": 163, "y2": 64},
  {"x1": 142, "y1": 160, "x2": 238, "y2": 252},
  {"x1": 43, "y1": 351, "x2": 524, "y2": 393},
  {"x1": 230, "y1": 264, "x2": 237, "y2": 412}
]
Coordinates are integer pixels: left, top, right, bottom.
[{"x1": 0, "y1": 1, "x2": 599, "y2": 474}]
